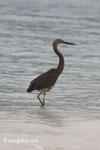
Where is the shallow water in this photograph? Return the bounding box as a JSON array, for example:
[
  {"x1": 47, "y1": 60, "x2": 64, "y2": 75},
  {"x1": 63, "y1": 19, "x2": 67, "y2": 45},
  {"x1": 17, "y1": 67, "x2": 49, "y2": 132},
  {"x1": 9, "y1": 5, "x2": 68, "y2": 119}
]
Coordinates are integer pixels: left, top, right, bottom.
[{"x1": 0, "y1": 0, "x2": 100, "y2": 149}]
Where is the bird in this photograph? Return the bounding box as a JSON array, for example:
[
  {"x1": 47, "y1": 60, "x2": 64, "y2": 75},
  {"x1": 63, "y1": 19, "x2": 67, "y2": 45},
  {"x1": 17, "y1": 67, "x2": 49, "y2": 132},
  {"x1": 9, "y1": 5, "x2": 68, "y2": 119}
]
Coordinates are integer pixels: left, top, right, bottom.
[{"x1": 27, "y1": 39, "x2": 76, "y2": 106}]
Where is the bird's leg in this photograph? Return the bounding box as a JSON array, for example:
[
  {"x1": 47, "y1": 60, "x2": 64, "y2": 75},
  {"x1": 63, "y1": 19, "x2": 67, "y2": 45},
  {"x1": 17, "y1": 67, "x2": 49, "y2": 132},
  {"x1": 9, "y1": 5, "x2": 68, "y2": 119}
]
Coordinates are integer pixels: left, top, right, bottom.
[
  {"x1": 37, "y1": 92, "x2": 43, "y2": 106},
  {"x1": 42, "y1": 92, "x2": 46, "y2": 106}
]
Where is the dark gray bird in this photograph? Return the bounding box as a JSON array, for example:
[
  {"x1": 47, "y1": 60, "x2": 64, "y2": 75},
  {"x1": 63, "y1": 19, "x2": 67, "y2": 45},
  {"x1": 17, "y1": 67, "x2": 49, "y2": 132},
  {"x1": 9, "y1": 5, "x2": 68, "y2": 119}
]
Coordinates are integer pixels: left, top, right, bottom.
[{"x1": 27, "y1": 39, "x2": 76, "y2": 106}]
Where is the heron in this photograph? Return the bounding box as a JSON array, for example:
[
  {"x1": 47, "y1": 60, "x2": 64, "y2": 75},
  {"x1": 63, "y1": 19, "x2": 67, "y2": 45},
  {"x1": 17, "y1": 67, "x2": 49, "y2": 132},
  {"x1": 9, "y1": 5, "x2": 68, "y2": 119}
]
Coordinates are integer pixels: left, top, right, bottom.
[{"x1": 27, "y1": 39, "x2": 76, "y2": 106}]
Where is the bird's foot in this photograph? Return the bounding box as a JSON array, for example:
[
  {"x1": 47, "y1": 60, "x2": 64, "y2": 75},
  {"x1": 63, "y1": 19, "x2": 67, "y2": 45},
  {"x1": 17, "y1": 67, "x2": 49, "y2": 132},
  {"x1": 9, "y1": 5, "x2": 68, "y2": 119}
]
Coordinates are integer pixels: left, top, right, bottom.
[{"x1": 40, "y1": 102, "x2": 45, "y2": 107}]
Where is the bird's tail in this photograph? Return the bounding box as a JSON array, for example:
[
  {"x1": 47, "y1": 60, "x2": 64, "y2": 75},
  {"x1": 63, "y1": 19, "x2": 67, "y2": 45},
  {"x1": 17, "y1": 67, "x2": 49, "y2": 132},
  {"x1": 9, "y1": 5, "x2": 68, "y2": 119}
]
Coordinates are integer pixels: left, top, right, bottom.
[
  {"x1": 27, "y1": 83, "x2": 35, "y2": 93},
  {"x1": 27, "y1": 88, "x2": 32, "y2": 92}
]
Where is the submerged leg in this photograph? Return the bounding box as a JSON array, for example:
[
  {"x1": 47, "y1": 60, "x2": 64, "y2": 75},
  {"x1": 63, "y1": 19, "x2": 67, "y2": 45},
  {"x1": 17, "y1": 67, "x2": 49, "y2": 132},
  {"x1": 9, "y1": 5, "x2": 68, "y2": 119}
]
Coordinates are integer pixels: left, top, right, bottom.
[
  {"x1": 37, "y1": 92, "x2": 43, "y2": 106},
  {"x1": 43, "y1": 92, "x2": 46, "y2": 106}
]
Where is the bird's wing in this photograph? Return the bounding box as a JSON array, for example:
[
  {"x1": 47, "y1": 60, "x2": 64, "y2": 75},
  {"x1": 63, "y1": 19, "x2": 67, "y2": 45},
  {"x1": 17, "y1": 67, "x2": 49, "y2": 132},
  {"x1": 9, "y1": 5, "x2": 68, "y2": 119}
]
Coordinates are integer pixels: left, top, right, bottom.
[{"x1": 30, "y1": 69, "x2": 58, "y2": 91}]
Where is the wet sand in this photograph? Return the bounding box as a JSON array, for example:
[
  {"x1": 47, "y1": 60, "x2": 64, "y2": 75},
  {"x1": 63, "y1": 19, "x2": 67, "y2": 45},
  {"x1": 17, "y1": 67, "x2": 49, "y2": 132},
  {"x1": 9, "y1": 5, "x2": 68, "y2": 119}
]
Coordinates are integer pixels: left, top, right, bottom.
[{"x1": 0, "y1": 120, "x2": 100, "y2": 150}]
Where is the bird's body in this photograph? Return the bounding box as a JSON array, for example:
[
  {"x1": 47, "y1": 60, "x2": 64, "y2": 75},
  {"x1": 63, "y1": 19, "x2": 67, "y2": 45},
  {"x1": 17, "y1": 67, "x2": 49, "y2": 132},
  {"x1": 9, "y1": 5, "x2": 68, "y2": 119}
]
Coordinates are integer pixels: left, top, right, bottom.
[
  {"x1": 27, "y1": 39, "x2": 76, "y2": 106},
  {"x1": 27, "y1": 68, "x2": 58, "y2": 92}
]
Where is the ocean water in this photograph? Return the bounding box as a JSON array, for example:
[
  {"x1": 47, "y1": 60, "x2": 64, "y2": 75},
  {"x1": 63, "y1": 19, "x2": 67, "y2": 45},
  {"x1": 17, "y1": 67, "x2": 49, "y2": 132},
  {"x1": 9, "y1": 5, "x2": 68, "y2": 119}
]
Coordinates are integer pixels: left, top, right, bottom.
[{"x1": 0, "y1": 0, "x2": 100, "y2": 149}]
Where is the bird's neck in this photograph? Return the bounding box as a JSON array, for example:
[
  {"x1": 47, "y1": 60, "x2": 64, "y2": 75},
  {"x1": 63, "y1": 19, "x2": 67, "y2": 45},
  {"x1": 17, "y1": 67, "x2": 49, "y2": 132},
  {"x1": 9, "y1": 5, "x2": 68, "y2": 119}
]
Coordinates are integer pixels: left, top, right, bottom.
[{"x1": 53, "y1": 43, "x2": 64, "y2": 75}]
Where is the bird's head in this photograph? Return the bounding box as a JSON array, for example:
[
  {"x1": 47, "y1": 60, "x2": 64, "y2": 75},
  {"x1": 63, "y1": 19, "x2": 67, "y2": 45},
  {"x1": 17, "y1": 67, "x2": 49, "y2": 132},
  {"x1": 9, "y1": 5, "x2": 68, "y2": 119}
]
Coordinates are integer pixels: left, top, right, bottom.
[{"x1": 53, "y1": 39, "x2": 76, "y2": 46}]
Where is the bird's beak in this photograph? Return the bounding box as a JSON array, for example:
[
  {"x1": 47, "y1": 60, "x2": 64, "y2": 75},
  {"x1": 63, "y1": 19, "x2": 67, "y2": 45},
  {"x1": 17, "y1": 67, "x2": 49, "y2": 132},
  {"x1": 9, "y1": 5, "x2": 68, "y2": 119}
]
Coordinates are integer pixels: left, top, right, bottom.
[{"x1": 63, "y1": 41, "x2": 76, "y2": 45}]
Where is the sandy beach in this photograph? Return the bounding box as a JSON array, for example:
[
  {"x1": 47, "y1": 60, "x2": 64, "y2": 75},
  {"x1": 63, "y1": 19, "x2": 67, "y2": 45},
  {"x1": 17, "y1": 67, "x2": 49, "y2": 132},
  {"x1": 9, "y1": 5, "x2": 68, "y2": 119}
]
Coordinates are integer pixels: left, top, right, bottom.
[{"x1": 0, "y1": 120, "x2": 100, "y2": 150}]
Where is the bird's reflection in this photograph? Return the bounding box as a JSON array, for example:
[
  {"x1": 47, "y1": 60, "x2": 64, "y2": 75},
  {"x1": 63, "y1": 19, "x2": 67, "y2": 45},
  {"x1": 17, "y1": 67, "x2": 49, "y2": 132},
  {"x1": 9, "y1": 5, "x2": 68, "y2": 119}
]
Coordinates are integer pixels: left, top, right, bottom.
[{"x1": 35, "y1": 103, "x2": 63, "y2": 127}]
